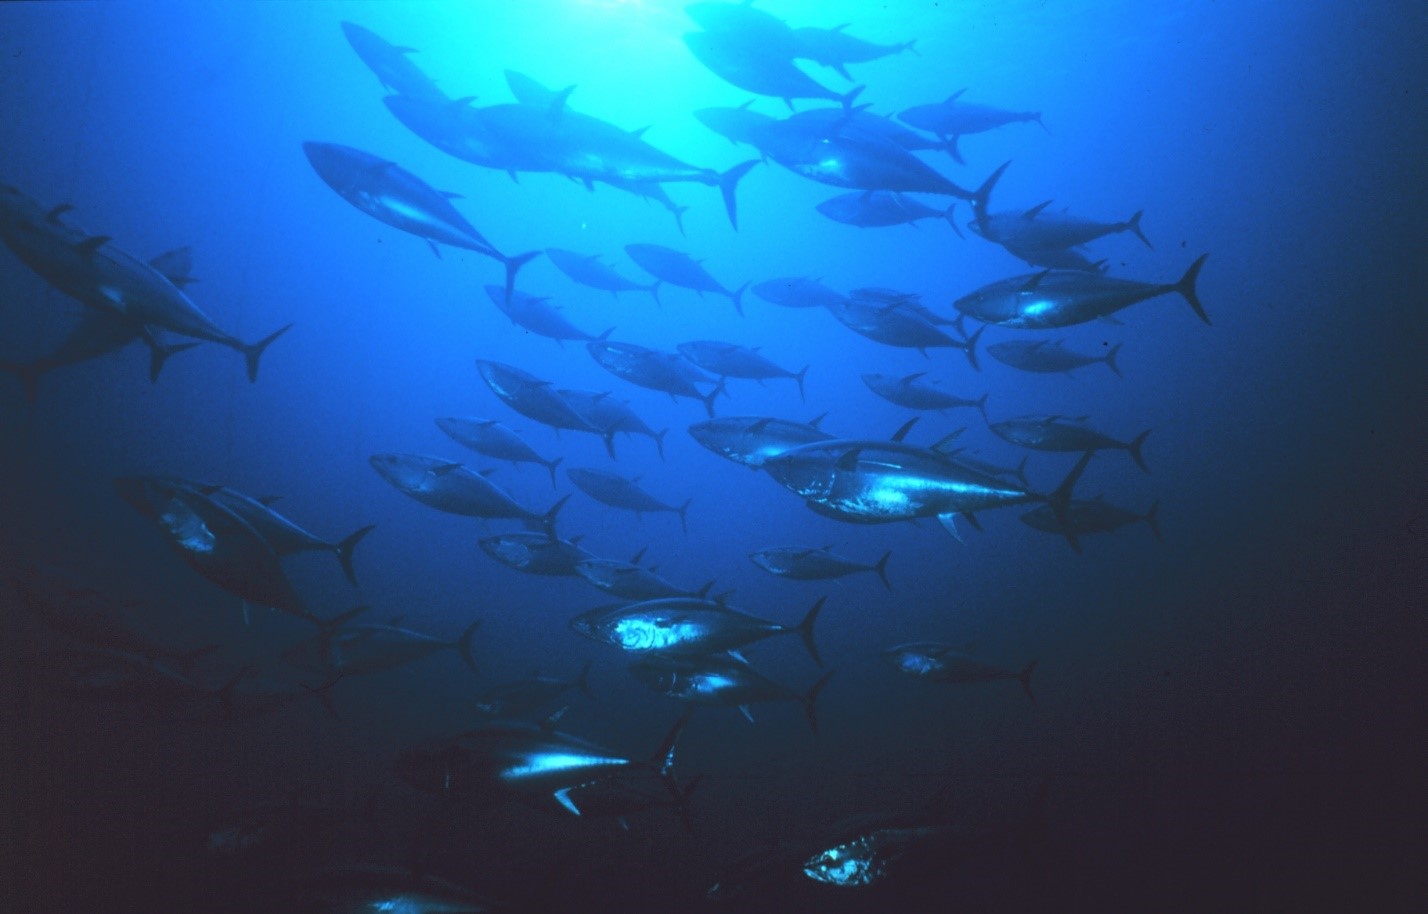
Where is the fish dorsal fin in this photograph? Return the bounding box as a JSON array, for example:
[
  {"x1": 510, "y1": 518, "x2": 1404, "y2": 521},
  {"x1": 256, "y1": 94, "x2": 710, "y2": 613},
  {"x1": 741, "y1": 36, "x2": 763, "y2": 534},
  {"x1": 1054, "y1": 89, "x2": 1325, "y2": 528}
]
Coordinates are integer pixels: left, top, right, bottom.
[
  {"x1": 899, "y1": 371, "x2": 927, "y2": 386},
  {"x1": 891, "y1": 417, "x2": 920, "y2": 442},
  {"x1": 630, "y1": 547, "x2": 647, "y2": 565},
  {"x1": 45, "y1": 203, "x2": 75, "y2": 224},
  {"x1": 831, "y1": 22, "x2": 850, "y2": 32},
  {"x1": 807, "y1": 412, "x2": 828, "y2": 429},
  {"x1": 746, "y1": 417, "x2": 773, "y2": 433},
  {"x1": 430, "y1": 462, "x2": 464, "y2": 477},
  {"x1": 835, "y1": 446, "x2": 863, "y2": 470},
  {"x1": 946, "y1": 88, "x2": 967, "y2": 104},
  {"x1": 1020, "y1": 269, "x2": 1053, "y2": 292},
  {"x1": 440, "y1": 190, "x2": 463, "y2": 200},
  {"x1": 74, "y1": 235, "x2": 111, "y2": 257},
  {"x1": 727, "y1": 649, "x2": 749, "y2": 664},
  {"x1": 1022, "y1": 200, "x2": 1053, "y2": 219},
  {"x1": 392, "y1": 45, "x2": 418, "y2": 54},
  {"x1": 930, "y1": 429, "x2": 965, "y2": 453},
  {"x1": 737, "y1": 99, "x2": 754, "y2": 110},
  {"x1": 549, "y1": 84, "x2": 576, "y2": 116},
  {"x1": 629, "y1": 125, "x2": 651, "y2": 139},
  {"x1": 450, "y1": 95, "x2": 477, "y2": 109}
]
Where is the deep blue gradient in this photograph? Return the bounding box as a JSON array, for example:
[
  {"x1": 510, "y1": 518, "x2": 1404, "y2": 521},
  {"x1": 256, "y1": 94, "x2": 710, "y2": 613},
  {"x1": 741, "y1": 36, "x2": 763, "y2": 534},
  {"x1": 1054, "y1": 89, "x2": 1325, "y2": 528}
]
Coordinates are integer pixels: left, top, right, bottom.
[{"x1": 1, "y1": 2, "x2": 1423, "y2": 911}]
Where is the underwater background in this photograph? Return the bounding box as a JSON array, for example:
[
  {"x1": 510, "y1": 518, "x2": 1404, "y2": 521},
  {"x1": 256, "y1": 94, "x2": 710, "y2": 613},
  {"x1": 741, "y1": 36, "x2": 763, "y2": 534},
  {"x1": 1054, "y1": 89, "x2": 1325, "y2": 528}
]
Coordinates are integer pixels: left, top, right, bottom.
[{"x1": 1, "y1": 1, "x2": 1423, "y2": 910}]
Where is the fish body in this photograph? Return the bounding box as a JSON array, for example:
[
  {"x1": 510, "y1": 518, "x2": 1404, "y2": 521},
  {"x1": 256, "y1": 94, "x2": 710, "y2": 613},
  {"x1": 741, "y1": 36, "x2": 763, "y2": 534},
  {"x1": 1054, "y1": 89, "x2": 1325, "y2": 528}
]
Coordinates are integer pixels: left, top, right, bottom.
[
  {"x1": 629, "y1": 655, "x2": 832, "y2": 730},
  {"x1": 751, "y1": 276, "x2": 846, "y2": 309},
  {"x1": 586, "y1": 340, "x2": 723, "y2": 415},
  {"x1": 683, "y1": 30, "x2": 860, "y2": 109},
  {"x1": 883, "y1": 642, "x2": 1035, "y2": 699},
  {"x1": 989, "y1": 416, "x2": 1149, "y2": 471},
  {"x1": 986, "y1": 339, "x2": 1122, "y2": 376},
  {"x1": 899, "y1": 95, "x2": 1044, "y2": 137},
  {"x1": 112, "y1": 476, "x2": 307, "y2": 618},
  {"x1": 479, "y1": 531, "x2": 594, "y2": 576},
  {"x1": 471, "y1": 663, "x2": 593, "y2": 717},
  {"x1": 368, "y1": 453, "x2": 561, "y2": 522},
  {"x1": 45, "y1": 647, "x2": 223, "y2": 707},
  {"x1": 678, "y1": 340, "x2": 806, "y2": 399},
  {"x1": 382, "y1": 93, "x2": 541, "y2": 173},
  {"x1": 827, "y1": 296, "x2": 980, "y2": 364},
  {"x1": 194, "y1": 484, "x2": 374, "y2": 584},
  {"x1": 624, "y1": 244, "x2": 746, "y2": 313},
  {"x1": 574, "y1": 558, "x2": 708, "y2": 601},
  {"x1": 971, "y1": 206, "x2": 1150, "y2": 252},
  {"x1": 340, "y1": 22, "x2": 445, "y2": 100},
  {"x1": 300, "y1": 866, "x2": 497, "y2": 914},
  {"x1": 817, "y1": 190, "x2": 957, "y2": 230},
  {"x1": 476, "y1": 360, "x2": 603, "y2": 434},
  {"x1": 953, "y1": 256, "x2": 1209, "y2": 328},
  {"x1": 546, "y1": 247, "x2": 661, "y2": 300},
  {"x1": 750, "y1": 546, "x2": 891, "y2": 589},
  {"x1": 693, "y1": 104, "x2": 779, "y2": 148},
  {"x1": 569, "y1": 597, "x2": 824, "y2": 664},
  {"x1": 756, "y1": 118, "x2": 971, "y2": 197},
  {"x1": 861, "y1": 372, "x2": 987, "y2": 416},
  {"x1": 436, "y1": 417, "x2": 563, "y2": 486},
  {"x1": 482, "y1": 284, "x2": 600, "y2": 343},
  {"x1": 792, "y1": 26, "x2": 917, "y2": 77},
  {"x1": 566, "y1": 467, "x2": 690, "y2": 532},
  {"x1": 687, "y1": 415, "x2": 834, "y2": 468},
  {"x1": 1021, "y1": 497, "x2": 1160, "y2": 540},
  {"x1": 557, "y1": 388, "x2": 666, "y2": 459},
  {"x1": 286, "y1": 619, "x2": 479, "y2": 677}
]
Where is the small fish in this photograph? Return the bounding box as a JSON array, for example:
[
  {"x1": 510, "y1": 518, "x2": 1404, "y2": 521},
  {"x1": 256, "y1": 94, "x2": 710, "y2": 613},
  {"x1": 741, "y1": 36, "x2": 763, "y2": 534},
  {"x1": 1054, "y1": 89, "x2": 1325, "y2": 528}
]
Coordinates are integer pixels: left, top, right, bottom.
[
  {"x1": 750, "y1": 546, "x2": 892, "y2": 590},
  {"x1": 678, "y1": 340, "x2": 808, "y2": 401},
  {"x1": 1021, "y1": 497, "x2": 1161, "y2": 541},
  {"x1": 986, "y1": 339, "x2": 1122, "y2": 377},
  {"x1": 436, "y1": 416, "x2": 563, "y2": 487},
  {"x1": 369, "y1": 453, "x2": 571, "y2": 525},
  {"x1": 566, "y1": 467, "x2": 691, "y2": 533},
  {"x1": 629, "y1": 655, "x2": 835, "y2": 732},
  {"x1": 478, "y1": 531, "x2": 594, "y2": 576},
  {"x1": 546, "y1": 247, "x2": 661, "y2": 302},
  {"x1": 989, "y1": 415, "x2": 1150, "y2": 472},
  {"x1": 570, "y1": 596, "x2": 826, "y2": 665},
  {"x1": 861, "y1": 372, "x2": 988, "y2": 417},
  {"x1": 751, "y1": 276, "x2": 846, "y2": 309},
  {"x1": 883, "y1": 642, "x2": 1036, "y2": 700},
  {"x1": 471, "y1": 662, "x2": 594, "y2": 717},
  {"x1": 625, "y1": 244, "x2": 747, "y2": 315}
]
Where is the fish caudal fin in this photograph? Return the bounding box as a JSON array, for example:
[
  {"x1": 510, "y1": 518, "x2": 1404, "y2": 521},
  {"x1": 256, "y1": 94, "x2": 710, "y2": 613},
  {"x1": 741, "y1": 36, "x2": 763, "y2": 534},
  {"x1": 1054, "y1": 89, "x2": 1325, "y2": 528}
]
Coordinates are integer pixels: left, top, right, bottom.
[
  {"x1": 794, "y1": 597, "x2": 826, "y2": 666},
  {"x1": 793, "y1": 365, "x2": 809, "y2": 402},
  {"x1": 241, "y1": 323, "x2": 293, "y2": 383},
  {"x1": 653, "y1": 428, "x2": 668, "y2": 461},
  {"x1": 715, "y1": 160, "x2": 760, "y2": 231},
  {"x1": 872, "y1": 550, "x2": 893, "y2": 590},
  {"x1": 971, "y1": 160, "x2": 1011, "y2": 224},
  {"x1": 502, "y1": 250, "x2": 543, "y2": 303},
  {"x1": 651, "y1": 709, "x2": 693, "y2": 788},
  {"x1": 1127, "y1": 429, "x2": 1151, "y2": 474},
  {"x1": 333, "y1": 524, "x2": 377, "y2": 585},
  {"x1": 148, "y1": 340, "x2": 201, "y2": 382},
  {"x1": 1047, "y1": 451, "x2": 1095, "y2": 553},
  {"x1": 545, "y1": 457, "x2": 563, "y2": 489},
  {"x1": 541, "y1": 493, "x2": 571, "y2": 537},
  {"x1": 1145, "y1": 501, "x2": 1163, "y2": 542},
  {"x1": 1127, "y1": 209, "x2": 1152, "y2": 249},
  {"x1": 839, "y1": 84, "x2": 865, "y2": 110},
  {"x1": 676, "y1": 497, "x2": 692, "y2": 535},
  {"x1": 942, "y1": 201, "x2": 964, "y2": 238},
  {"x1": 456, "y1": 619, "x2": 481, "y2": 675},
  {"x1": 962, "y1": 323, "x2": 985, "y2": 371},
  {"x1": 1019, "y1": 660, "x2": 1037, "y2": 702},
  {"x1": 648, "y1": 280, "x2": 663, "y2": 306},
  {"x1": 802, "y1": 670, "x2": 835, "y2": 735},
  {"x1": 1104, "y1": 342, "x2": 1123, "y2": 378},
  {"x1": 701, "y1": 378, "x2": 726, "y2": 418},
  {"x1": 730, "y1": 280, "x2": 750, "y2": 317},
  {"x1": 1173, "y1": 254, "x2": 1210, "y2": 325}
]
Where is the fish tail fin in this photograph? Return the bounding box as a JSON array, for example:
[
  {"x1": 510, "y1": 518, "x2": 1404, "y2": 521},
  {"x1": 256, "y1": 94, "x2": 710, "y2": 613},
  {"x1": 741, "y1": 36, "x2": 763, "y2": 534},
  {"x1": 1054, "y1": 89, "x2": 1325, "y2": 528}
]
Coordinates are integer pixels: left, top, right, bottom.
[
  {"x1": 456, "y1": 619, "x2": 481, "y2": 675},
  {"x1": 654, "y1": 428, "x2": 668, "y2": 461},
  {"x1": 701, "y1": 378, "x2": 726, "y2": 418},
  {"x1": 901, "y1": 39, "x2": 920, "y2": 56},
  {"x1": 941, "y1": 134, "x2": 965, "y2": 164},
  {"x1": 173, "y1": 643, "x2": 220, "y2": 678},
  {"x1": 676, "y1": 497, "x2": 692, "y2": 535},
  {"x1": 1104, "y1": 342, "x2": 1123, "y2": 377},
  {"x1": 649, "y1": 280, "x2": 663, "y2": 306},
  {"x1": 542, "y1": 493, "x2": 571, "y2": 536},
  {"x1": 1173, "y1": 254, "x2": 1210, "y2": 325},
  {"x1": 942, "y1": 200, "x2": 964, "y2": 238},
  {"x1": 794, "y1": 597, "x2": 826, "y2": 666},
  {"x1": 793, "y1": 364, "x2": 809, "y2": 402},
  {"x1": 302, "y1": 673, "x2": 344, "y2": 720},
  {"x1": 962, "y1": 323, "x2": 985, "y2": 371},
  {"x1": 502, "y1": 250, "x2": 543, "y2": 302},
  {"x1": 575, "y1": 660, "x2": 594, "y2": 699},
  {"x1": 730, "y1": 280, "x2": 750, "y2": 317},
  {"x1": 839, "y1": 84, "x2": 865, "y2": 110},
  {"x1": 801, "y1": 670, "x2": 835, "y2": 735},
  {"x1": 715, "y1": 159, "x2": 759, "y2": 231},
  {"x1": 873, "y1": 550, "x2": 893, "y2": 590},
  {"x1": 546, "y1": 456, "x2": 564, "y2": 489},
  {"x1": 1047, "y1": 451, "x2": 1094, "y2": 553},
  {"x1": 975, "y1": 392, "x2": 990, "y2": 423},
  {"x1": 1033, "y1": 112, "x2": 1050, "y2": 134},
  {"x1": 1128, "y1": 429, "x2": 1151, "y2": 474},
  {"x1": 651, "y1": 709, "x2": 693, "y2": 778},
  {"x1": 1145, "y1": 501, "x2": 1163, "y2": 542},
  {"x1": 670, "y1": 205, "x2": 690, "y2": 237},
  {"x1": 1013, "y1": 455, "x2": 1031, "y2": 489},
  {"x1": 971, "y1": 160, "x2": 1010, "y2": 225},
  {"x1": 603, "y1": 431, "x2": 618, "y2": 460},
  {"x1": 1127, "y1": 209, "x2": 1152, "y2": 249},
  {"x1": 148, "y1": 340, "x2": 201, "y2": 383},
  {"x1": 240, "y1": 322, "x2": 293, "y2": 383},
  {"x1": 0, "y1": 360, "x2": 42, "y2": 403},
  {"x1": 1019, "y1": 660, "x2": 1037, "y2": 702},
  {"x1": 333, "y1": 524, "x2": 376, "y2": 585}
]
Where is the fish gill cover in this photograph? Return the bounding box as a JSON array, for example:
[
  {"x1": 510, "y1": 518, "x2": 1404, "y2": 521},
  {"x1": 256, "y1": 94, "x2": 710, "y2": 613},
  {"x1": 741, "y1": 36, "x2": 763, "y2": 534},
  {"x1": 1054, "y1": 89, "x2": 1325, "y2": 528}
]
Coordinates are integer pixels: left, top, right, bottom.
[{"x1": 0, "y1": 2, "x2": 1423, "y2": 912}]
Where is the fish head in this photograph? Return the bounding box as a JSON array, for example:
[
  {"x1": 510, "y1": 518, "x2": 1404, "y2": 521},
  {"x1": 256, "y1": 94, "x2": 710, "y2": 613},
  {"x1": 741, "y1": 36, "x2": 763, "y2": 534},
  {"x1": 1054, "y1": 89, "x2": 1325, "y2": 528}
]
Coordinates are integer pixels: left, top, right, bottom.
[
  {"x1": 478, "y1": 535, "x2": 534, "y2": 569},
  {"x1": 573, "y1": 560, "x2": 620, "y2": 589},
  {"x1": 883, "y1": 643, "x2": 944, "y2": 677},
  {"x1": 802, "y1": 840, "x2": 886, "y2": 887},
  {"x1": 112, "y1": 475, "x2": 167, "y2": 518},
  {"x1": 627, "y1": 658, "x2": 680, "y2": 693},
  {"x1": 301, "y1": 141, "x2": 380, "y2": 197},
  {"x1": 761, "y1": 447, "x2": 837, "y2": 499},
  {"x1": 367, "y1": 454, "x2": 433, "y2": 493}
]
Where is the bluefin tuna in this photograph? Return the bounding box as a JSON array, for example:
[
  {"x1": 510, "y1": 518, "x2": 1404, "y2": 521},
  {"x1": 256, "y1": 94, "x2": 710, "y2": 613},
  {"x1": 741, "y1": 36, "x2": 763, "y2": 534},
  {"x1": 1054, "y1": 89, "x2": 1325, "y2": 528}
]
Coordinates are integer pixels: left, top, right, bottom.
[
  {"x1": 792, "y1": 25, "x2": 918, "y2": 80},
  {"x1": 569, "y1": 597, "x2": 826, "y2": 664},
  {"x1": 586, "y1": 340, "x2": 725, "y2": 417},
  {"x1": 471, "y1": 662, "x2": 594, "y2": 718},
  {"x1": 683, "y1": 30, "x2": 863, "y2": 110},
  {"x1": 481, "y1": 284, "x2": 606, "y2": 344},
  {"x1": 625, "y1": 244, "x2": 748, "y2": 315},
  {"x1": 900, "y1": 90, "x2": 1047, "y2": 141},
  {"x1": 368, "y1": 453, "x2": 570, "y2": 525},
  {"x1": 545, "y1": 247, "x2": 662, "y2": 302},
  {"x1": 861, "y1": 372, "x2": 988, "y2": 417},
  {"x1": 575, "y1": 552, "x2": 715, "y2": 602},
  {"x1": 751, "y1": 276, "x2": 846, "y2": 309},
  {"x1": 678, "y1": 340, "x2": 808, "y2": 401},
  {"x1": 953, "y1": 255, "x2": 1210, "y2": 328},
  {"x1": 989, "y1": 415, "x2": 1150, "y2": 472},
  {"x1": 883, "y1": 642, "x2": 1036, "y2": 700},
  {"x1": 566, "y1": 467, "x2": 692, "y2": 533},
  {"x1": 557, "y1": 388, "x2": 668, "y2": 460},
  {"x1": 436, "y1": 416, "x2": 564, "y2": 487},
  {"x1": 1021, "y1": 497, "x2": 1161, "y2": 541},
  {"x1": 478, "y1": 530, "x2": 595, "y2": 576},
  {"x1": 339, "y1": 22, "x2": 445, "y2": 100},
  {"x1": 687, "y1": 414, "x2": 834, "y2": 469},
  {"x1": 750, "y1": 545, "x2": 892, "y2": 589},
  {"x1": 817, "y1": 190, "x2": 961, "y2": 233},
  {"x1": 986, "y1": 339, "x2": 1123, "y2": 376},
  {"x1": 629, "y1": 655, "x2": 835, "y2": 731},
  {"x1": 285, "y1": 613, "x2": 480, "y2": 677},
  {"x1": 476, "y1": 360, "x2": 605, "y2": 437}
]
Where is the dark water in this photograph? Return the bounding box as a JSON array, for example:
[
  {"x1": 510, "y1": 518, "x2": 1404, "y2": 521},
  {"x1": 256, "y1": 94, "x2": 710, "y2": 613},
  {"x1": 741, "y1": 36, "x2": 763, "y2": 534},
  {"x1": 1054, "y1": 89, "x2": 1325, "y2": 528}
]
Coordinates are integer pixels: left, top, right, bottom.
[{"x1": 1, "y1": 2, "x2": 1423, "y2": 911}]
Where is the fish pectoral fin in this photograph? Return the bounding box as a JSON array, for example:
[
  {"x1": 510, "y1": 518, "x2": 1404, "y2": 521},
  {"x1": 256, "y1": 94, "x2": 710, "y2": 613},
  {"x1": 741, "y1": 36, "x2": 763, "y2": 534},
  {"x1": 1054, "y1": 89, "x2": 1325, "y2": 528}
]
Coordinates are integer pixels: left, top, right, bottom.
[
  {"x1": 937, "y1": 513, "x2": 966, "y2": 543},
  {"x1": 552, "y1": 786, "x2": 584, "y2": 816},
  {"x1": 737, "y1": 704, "x2": 755, "y2": 724},
  {"x1": 727, "y1": 649, "x2": 749, "y2": 665}
]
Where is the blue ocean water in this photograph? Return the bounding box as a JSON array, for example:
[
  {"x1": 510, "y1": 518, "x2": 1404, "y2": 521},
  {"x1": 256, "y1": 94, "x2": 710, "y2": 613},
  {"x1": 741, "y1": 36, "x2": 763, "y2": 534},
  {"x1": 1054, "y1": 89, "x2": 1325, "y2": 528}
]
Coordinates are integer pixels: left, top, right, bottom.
[{"x1": 1, "y1": 1, "x2": 1422, "y2": 910}]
